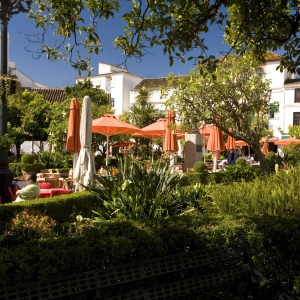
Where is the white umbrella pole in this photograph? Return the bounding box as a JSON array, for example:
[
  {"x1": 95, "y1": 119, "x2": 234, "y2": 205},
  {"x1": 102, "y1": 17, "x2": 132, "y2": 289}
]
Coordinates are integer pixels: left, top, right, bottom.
[
  {"x1": 213, "y1": 152, "x2": 217, "y2": 172},
  {"x1": 152, "y1": 138, "x2": 154, "y2": 163},
  {"x1": 106, "y1": 135, "x2": 109, "y2": 166},
  {"x1": 170, "y1": 152, "x2": 175, "y2": 174},
  {"x1": 73, "y1": 152, "x2": 79, "y2": 170}
]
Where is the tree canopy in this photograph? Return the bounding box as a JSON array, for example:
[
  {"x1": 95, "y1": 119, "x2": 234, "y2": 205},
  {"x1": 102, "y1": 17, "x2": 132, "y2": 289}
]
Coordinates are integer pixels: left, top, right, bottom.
[
  {"x1": 47, "y1": 80, "x2": 112, "y2": 152},
  {"x1": 8, "y1": 89, "x2": 52, "y2": 158},
  {"x1": 166, "y1": 54, "x2": 273, "y2": 173},
  {"x1": 28, "y1": 0, "x2": 300, "y2": 74}
]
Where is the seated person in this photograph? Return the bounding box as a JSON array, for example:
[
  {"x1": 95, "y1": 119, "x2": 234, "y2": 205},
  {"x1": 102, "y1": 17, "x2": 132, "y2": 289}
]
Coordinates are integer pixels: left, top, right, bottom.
[
  {"x1": 227, "y1": 149, "x2": 239, "y2": 165},
  {"x1": 15, "y1": 172, "x2": 40, "y2": 202}
]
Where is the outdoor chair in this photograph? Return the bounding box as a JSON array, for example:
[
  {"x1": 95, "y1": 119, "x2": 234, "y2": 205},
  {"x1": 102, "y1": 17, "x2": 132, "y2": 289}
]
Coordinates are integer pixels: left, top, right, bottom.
[
  {"x1": 44, "y1": 178, "x2": 59, "y2": 188},
  {"x1": 64, "y1": 169, "x2": 74, "y2": 187},
  {"x1": 39, "y1": 183, "x2": 51, "y2": 189},
  {"x1": 21, "y1": 170, "x2": 28, "y2": 180},
  {"x1": 8, "y1": 187, "x2": 16, "y2": 202}
]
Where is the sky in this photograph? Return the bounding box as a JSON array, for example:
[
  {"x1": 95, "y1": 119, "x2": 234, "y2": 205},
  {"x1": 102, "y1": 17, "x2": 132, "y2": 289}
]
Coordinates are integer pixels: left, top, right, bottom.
[{"x1": 8, "y1": 4, "x2": 231, "y2": 88}]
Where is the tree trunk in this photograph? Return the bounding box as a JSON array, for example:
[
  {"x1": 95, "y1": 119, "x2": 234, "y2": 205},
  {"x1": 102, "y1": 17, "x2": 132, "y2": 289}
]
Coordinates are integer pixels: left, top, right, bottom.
[
  {"x1": 251, "y1": 143, "x2": 270, "y2": 174},
  {"x1": 16, "y1": 142, "x2": 21, "y2": 160}
]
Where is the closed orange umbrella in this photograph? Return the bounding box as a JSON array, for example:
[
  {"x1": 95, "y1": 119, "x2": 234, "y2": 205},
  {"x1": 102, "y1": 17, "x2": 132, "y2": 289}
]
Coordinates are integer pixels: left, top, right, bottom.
[
  {"x1": 66, "y1": 98, "x2": 81, "y2": 152},
  {"x1": 274, "y1": 137, "x2": 300, "y2": 146},
  {"x1": 207, "y1": 121, "x2": 225, "y2": 172},
  {"x1": 226, "y1": 128, "x2": 236, "y2": 150},
  {"x1": 163, "y1": 111, "x2": 178, "y2": 173},
  {"x1": 66, "y1": 98, "x2": 81, "y2": 170},
  {"x1": 163, "y1": 111, "x2": 178, "y2": 152},
  {"x1": 199, "y1": 125, "x2": 212, "y2": 137},
  {"x1": 262, "y1": 138, "x2": 269, "y2": 155},
  {"x1": 92, "y1": 114, "x2": 141, "y2": 166}
]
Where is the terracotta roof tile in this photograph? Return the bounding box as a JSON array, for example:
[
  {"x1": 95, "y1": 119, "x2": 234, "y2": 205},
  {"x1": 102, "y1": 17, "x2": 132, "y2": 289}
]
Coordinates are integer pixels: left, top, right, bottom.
[
  {"x1": 284, "y1": 78, "x2": 300, "y2": 86},
  {"x1": 133, "y1": 76, "x2": 185, "y2": 90},
  {"x1": 23, "y1": 88, "x2": 67, "y2": 104},
  {"x1": 265, "y1": 51, "x2": 283, "y2": 62}
]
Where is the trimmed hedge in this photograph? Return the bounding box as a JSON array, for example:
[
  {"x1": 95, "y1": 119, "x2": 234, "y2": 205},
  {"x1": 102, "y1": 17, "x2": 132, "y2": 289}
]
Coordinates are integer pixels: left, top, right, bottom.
[
  {"x1": 9, "y1": 163, "x2": 46, "y2": 177},
  {"x1": 0, "y1": 214, "x2": 299, "y2": 298},
  {"x1": 0, "y1": 191, "x2": 101, "y2": 230}
]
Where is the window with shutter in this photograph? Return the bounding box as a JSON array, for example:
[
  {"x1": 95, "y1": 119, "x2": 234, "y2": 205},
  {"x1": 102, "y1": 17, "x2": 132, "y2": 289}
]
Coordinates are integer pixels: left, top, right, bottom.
[
  {"x1": 293, "y1": 112, "x2": 300, "y2": 125},
  {"x1": 295, "y1": 89, "x2": 300, "y2": 103}
]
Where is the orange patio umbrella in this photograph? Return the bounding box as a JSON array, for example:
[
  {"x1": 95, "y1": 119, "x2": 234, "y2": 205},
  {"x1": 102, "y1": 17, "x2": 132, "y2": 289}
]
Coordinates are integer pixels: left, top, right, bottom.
[
  {"x1": 206, "y1": 121, "x2": 225, "y2": 172},
  {"x1": 262, "y1": 138, "x2": 269, "y2": 155},
  {"x1": 163, "y1": 110, "x2": 178, "y2": 173},
  {"x1": 274, "y1": 137, "x2": 300, "y2": 146},
  {"x1": 199, "y1": 125, "x2": 212, "y2": 137},
  {"x1": 66, "y1": 98, "x2": 81, "y2": 170},
  {"x1": 235, "y1": 140, "x2": 249, "y2": 146},
  {"x1": 139, "y1": 118, "x2": 167, "y2": 137},
  {"x1": 132, "y1": 118, "x2": 167, "y2": 162},
  {"x1": 92, "y1": 114, "x2": 141, "y2": 166},
  {"x1": 226, "y1": 128, "x2": 236, "y2": 150},
  {"x1": 112, "y1": 141, "x2": 136, "y2": 148}
]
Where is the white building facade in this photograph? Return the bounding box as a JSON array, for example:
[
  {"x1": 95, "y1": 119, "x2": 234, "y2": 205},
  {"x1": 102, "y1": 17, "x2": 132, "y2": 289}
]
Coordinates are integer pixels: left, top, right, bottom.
[{"x1": 75, "y1": 63, "x2": 143, "y2": 116}]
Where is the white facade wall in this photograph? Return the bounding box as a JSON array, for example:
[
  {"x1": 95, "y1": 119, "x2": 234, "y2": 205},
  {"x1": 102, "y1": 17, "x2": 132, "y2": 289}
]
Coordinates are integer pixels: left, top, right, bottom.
[{"x1": 76, "y1": 63, "x2": 143, "y2": 116}]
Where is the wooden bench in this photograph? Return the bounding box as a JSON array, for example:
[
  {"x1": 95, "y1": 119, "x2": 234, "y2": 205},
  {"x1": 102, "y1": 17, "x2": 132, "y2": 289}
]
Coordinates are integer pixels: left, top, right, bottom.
[{"x1": 0, "y1": 235, "x2": 293, "y2": 300}]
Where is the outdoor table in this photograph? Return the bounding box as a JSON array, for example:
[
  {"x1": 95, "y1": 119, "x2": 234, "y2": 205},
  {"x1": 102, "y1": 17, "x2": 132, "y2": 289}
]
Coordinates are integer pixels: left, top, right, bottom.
[
  {"x1": 37, "y1": 177, "x2": 65, "y2": 188},
  {"x1": 39, "y1": 188, "x2": 72, "y2": 198}
]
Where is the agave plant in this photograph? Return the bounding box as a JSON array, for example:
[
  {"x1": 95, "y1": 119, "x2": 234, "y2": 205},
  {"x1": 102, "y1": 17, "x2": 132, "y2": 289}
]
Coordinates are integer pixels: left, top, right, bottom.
[{"x1": 88, "y1": 156, "x2": 182, "y2": 220}]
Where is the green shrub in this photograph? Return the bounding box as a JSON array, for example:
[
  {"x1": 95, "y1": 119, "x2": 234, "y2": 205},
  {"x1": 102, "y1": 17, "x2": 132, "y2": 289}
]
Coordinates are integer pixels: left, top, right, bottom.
[
  {"x1": 193, "y1": 161, "x2": 207, "y2": 173},
  {"x1": 179, "y1": 172, "x2": 202, "y2": 186},
  {"x1": 21, "y1": 154, "x2": 34, "y2": 164},
  {"x1": 1, "y1": 209, "x2": 56, "y2": 247},
  {"x1": 9, "y1": 163, "x2": 46, "y2": 177},
  {"x1": 265, "y1": 151, "x2": 277, "y2": 171},
  {"x1": 89, "y1": 157, "x2": 182, "y2": 220},
  {"x1": 94, "y1": 155, "x2": 105, "y2": 170},
  {"x1": 36, "y1": 151, "x2": 73, "y2": 168},
  {"x1": 0, "y1": 191, "x2": 100, "y2": 230},
  {"x1": 282, "y1": 143, "x2": 300, "y2": 167},
  {"x1": 211, "y1": 166, "x2": 300, "y2": 216},
  {"x1": 236, "y1": 157, "x2": 246, "y2": 166},
  {"x1": 218, "y1": 165, "x2": 262, "y2": 183},
  {"x1": 0, "y1": 215, "x2": 298, "y2": 299}
]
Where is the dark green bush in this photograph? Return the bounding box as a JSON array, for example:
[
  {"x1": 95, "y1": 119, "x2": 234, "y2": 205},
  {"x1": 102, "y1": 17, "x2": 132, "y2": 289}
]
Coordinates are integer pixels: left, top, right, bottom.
[
  {"x1": 265, "y1": 151, "x2": 277, "y2": 172},
  {"x1": 236, "y1": 157, "x2": 246, "y2": 166},
  {"x1": 193, "y1": 161, "x2": 207, "y2": 172},
  {"x1": 36, "y1": 151, "x2": 73, "y2": 168},
  {"x1": 94, "y1": 155, "x2": 105, "y2": 170},
  {"x1": 218, "y1": 165, "x2": 262, "y2": 183},
  {"x1": 179, "y1": 172, "x2": 204, "y2": 186},
  {"x1": 21, "y1": 154, "x2": 34, "y2": 164},
  {"x1": 9, "y1": 163, "x2": 46, "y2": 177},
  {"x1": 0, "y1": 215, "x2": 298, "y2": 299},
  {"x1": 0, "y1": 191, "x2": 100, "y2": 230}
]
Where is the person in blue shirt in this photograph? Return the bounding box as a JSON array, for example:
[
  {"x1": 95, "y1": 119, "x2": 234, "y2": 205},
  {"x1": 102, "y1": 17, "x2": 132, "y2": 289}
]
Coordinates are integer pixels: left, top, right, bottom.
[{"x1": 227, "y1": 149, "x2": 239, "y2": 165}]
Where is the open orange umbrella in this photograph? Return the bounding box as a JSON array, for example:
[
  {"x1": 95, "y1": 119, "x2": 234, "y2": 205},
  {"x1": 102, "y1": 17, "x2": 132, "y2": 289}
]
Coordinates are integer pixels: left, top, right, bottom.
[
  {"x1": 262, "y1": 138, "x2": 269, "y2": 155},
  {"x1": 226, "y1": 128, "x2": 236, "y2": 150},
  {"x1": 206, "y1": 121, "x2": 225, "y2": 172},
  {"x1": 235, "y1": 140, "x2": 249, "y2": 146},
  {"x1": 274, "y1": 137, "x2": 300, "y2": 146},
  {"x1": 112, "y1": 141, "x2": 136, "y2": 148},
  {"x1": 66, "y1": 98, "x2": 81, "y2": 170},
  {"x1": 139, "y1": 118, "x2": 167, "y2": 137},
  {"x1": 132, "y1": 119, "x2": 167, "y2": 162},
  {"x1": 92, "y1": 114, "x2": 141, "y2": 166},
  {"x1": 163, "y1": 111, "x2": 178, "y2": 173}
]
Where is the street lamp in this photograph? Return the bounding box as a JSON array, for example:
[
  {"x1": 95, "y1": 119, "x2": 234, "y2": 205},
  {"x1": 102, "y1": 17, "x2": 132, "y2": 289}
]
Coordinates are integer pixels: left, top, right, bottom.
[{"x1": 0, "y1": 0, "x2": 33, "y2": 203}]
